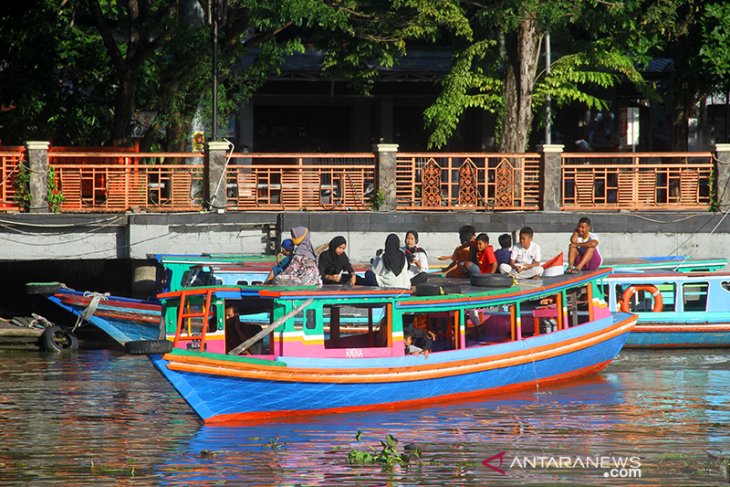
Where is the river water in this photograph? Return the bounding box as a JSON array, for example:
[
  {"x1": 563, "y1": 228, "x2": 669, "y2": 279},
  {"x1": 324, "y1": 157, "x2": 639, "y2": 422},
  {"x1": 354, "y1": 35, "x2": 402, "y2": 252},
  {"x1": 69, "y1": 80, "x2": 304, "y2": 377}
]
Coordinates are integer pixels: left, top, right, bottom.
[{"x1": 0, "y1": 347, "x2": 728, "y2": 486}]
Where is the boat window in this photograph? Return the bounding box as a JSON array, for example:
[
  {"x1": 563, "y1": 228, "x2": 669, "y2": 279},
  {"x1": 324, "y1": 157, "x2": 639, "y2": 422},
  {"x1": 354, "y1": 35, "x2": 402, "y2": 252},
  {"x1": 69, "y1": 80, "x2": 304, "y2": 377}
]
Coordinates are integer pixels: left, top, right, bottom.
[
  {"x1": 722, "y1": 281, "x2": 730, "y2": 292},
  {"x1": 223, "y1": 300, "x2": 270, "y2": 355},
  {"x1": 181, "y1": 268, "x2": 213, "y2": 287},
  {"x1": 402, "y1": 312, "x2": 461, "y2": 352},
  {"x1": 306, "y1": 309, "x2": 317, "y2": 330},
  {"x1": 323, "y1": 304, "x2": 388, "y2": 349},
  {"x1": 682, "y1": 282, "x2": 708, "y2": 312},
  {"x1": 615, "y1": 283, "x2": 676, "y2": 312}
]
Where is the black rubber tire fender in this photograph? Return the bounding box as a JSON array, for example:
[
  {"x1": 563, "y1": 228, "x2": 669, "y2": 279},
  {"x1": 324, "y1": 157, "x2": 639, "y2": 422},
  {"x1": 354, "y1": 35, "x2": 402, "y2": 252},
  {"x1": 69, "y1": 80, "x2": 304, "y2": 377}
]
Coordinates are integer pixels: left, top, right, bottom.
[
  {"x1": 40, "y1": 325, "x2": 79, "y2": 352},
  {"x1": 124, "y1": 339, "x2": 174, "y2": 355},
  {"x1": 414, "y1": 283, "x2": 451, "y2": 296},
  {"x1": 470, "y1": 274, "x2": 514, "y2": 288},
  {"x1": 25, "y1": 282, "x2": 62, "y2": 295}
]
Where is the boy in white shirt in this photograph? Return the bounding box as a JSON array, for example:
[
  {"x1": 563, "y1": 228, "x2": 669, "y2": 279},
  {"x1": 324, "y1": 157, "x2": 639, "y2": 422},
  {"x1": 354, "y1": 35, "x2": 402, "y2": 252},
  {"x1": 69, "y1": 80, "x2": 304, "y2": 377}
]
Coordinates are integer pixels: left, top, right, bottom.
[
  {"x1": 499, "y1": 227, "x2": 544, "y2": 279},
  {"x1": 567, "y1": 217, "x2": 602, "y2": 273}
]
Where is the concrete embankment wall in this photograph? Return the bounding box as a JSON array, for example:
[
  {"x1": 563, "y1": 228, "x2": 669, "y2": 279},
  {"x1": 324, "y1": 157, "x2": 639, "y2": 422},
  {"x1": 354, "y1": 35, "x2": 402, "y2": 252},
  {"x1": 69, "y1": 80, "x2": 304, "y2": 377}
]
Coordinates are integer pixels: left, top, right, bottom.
[{"x1": 1, "y1": 210, "x2": 728, "y2": 315}]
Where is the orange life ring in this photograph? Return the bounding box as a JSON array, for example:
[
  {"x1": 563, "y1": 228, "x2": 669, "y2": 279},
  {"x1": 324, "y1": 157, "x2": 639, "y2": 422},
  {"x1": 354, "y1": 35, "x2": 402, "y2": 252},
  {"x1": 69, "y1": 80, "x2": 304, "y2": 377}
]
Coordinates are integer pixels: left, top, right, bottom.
[{"x1": 620, "y1": 285, "x2": 663, "y2": 313}]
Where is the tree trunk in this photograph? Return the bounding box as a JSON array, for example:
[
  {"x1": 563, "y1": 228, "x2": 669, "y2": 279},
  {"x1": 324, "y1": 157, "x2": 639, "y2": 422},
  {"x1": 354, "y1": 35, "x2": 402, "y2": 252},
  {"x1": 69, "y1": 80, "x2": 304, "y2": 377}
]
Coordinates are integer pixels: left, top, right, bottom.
[
  {"x1": 499, "y1": 16, "x2": 541, "y2": 153},
  {"x1": 111, "y1": 67, "x2": 138, "y2": 146}
]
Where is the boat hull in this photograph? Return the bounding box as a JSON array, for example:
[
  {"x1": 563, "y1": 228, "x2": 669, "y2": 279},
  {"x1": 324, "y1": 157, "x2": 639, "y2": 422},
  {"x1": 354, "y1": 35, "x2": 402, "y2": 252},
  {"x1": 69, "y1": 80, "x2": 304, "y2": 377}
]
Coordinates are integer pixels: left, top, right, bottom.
[
  {"x1": 151, "y1": 313, "x2": 635, "y2": 423},
  {"x1": 48, "y1": 290, "x2": 161, "y2": 345},
  {"x1": 625, "y1": 323, "x2": 730, "y2": 348}
]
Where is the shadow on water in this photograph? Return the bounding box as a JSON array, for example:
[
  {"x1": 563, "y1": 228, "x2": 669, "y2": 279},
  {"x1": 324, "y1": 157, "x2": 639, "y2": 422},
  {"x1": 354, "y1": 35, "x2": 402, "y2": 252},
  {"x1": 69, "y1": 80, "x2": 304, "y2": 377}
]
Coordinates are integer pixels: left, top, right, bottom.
[{"x1": 0, "y1": 349, "x2": 728, "y2": 486}]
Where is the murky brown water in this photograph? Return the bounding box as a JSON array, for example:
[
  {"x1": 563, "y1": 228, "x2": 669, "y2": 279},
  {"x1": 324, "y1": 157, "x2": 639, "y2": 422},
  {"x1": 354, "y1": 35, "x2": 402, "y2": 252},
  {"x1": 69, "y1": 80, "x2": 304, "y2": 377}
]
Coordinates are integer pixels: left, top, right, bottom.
[{"x1": 0, "y1": 348, "x2": 728, "y2": 486}]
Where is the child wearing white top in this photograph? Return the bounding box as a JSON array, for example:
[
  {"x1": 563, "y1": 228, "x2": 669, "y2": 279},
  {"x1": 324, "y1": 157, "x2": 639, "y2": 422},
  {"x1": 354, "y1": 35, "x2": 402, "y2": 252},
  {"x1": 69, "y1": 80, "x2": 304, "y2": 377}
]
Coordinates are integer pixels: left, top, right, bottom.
[{"x1": 498, "y1": 227, "x2": 544, "y2": 279}]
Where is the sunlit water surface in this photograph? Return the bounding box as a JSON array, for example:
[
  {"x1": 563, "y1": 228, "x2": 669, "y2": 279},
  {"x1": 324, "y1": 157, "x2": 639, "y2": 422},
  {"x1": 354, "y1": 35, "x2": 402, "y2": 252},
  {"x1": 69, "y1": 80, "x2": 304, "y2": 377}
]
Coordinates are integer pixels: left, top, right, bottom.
[{"x1": 0, "y1": 348, "x2": 728, "y2": 486}]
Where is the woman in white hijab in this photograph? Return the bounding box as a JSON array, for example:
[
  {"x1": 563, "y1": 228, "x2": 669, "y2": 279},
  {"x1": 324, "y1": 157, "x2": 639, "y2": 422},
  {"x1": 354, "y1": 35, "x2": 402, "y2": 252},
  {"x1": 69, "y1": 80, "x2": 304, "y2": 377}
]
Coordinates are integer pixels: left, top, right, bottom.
[{"x1": 272, "y1": 226, "x2": 322, "y2": 286}]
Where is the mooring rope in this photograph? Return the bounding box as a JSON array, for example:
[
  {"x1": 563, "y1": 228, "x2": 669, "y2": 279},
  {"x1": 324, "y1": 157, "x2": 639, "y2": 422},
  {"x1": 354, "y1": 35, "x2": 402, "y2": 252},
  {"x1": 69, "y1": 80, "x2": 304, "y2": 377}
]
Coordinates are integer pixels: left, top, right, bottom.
[{"x1": 72, "y1": 291, "x2": 109, "y2": 332}]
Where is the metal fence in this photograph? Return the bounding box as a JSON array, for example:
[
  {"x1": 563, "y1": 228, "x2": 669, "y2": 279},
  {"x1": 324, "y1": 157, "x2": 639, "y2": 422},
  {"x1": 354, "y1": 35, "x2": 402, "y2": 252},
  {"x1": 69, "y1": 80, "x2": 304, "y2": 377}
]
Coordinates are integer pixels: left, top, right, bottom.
[
  {"x1": 395, "y1": 153, "x2": 542, "y2": 210},
  {"x1": 561, "y1": 152, "x2": 714, "y2": 211}
]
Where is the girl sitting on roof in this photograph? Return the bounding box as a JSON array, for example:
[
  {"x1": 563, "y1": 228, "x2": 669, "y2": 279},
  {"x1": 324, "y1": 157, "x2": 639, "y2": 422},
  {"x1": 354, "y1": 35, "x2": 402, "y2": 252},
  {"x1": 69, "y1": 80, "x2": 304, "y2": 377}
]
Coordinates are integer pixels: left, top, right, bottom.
[{"x1": 272, "y1": 226, "x2": 322, "y2": 286}]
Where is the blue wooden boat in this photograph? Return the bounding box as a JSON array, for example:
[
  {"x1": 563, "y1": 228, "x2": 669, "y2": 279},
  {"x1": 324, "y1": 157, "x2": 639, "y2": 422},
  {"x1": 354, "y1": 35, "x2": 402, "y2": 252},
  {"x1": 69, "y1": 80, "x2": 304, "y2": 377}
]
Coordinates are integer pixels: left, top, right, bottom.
[
  {"x1": 601, "y1": 256, "x2": 726, "y2": 273},
  {"x1": 29, "y1": 255, "x2": 369, "y2": 347},
  {"x1": 27, "y1": 253, "x2": 278, "y2": 347},
  {"x1": 605, "y1": 271, "x2": 730, "y2": 348},
  {"x1": 147, "y1": 269, "x2": 636, "y2": 423}
]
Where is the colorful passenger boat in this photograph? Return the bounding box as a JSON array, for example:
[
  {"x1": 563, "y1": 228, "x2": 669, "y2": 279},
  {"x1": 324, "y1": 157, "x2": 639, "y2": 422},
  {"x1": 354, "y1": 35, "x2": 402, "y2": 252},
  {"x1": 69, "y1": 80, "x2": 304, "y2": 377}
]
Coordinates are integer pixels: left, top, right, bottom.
[
  {"x1": 605, "y1": 270, "x2": 730, "y2": 348},
  {"x1": 28, "y1": 253, "x2": 368, "y2": 348},
  {"x1": 601, "y1": 256, "x2": 726, "y2": 273},
  {"x1": 147, "y1": 269, "x2": 636, "y2": 423},
  {"x1": 27, "y1": 253, "x2": 279, "y2": 347}
]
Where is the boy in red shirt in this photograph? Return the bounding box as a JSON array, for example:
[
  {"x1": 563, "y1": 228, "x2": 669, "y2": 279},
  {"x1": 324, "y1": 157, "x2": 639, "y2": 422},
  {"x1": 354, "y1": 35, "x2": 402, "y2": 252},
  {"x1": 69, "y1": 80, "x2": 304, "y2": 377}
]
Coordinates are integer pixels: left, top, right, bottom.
[{"x1": 468, "y1": 233, "x2": 497, "y2": 274}]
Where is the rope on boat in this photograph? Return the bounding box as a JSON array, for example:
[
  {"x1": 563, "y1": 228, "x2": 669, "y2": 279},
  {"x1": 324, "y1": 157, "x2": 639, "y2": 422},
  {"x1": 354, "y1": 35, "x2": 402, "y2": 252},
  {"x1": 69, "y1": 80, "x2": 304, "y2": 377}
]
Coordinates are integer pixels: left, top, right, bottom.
[{"x1": 72, "y1": 291, "x2": 109, "y2": 332}]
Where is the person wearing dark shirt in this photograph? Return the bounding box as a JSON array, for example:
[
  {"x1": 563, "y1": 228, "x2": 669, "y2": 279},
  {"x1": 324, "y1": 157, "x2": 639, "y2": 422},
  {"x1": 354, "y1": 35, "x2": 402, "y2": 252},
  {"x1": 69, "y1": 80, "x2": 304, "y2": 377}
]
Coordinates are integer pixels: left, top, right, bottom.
[
  {"x1": 495, "y1": 233, "x2": 512, "y2": 268},
  {"x1": 318, "y1": 236, "x2": 363, "y2": 286}
]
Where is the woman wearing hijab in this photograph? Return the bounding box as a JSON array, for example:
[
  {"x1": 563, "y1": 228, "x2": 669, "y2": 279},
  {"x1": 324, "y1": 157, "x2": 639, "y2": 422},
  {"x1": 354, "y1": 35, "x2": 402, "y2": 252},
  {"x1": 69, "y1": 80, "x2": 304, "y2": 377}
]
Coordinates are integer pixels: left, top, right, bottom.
[
  {"x1": 318, "y1": 236, "x2": 360, "y2": 286},
  {"x1": 364, "y1": 233, "x2": 411, "y2": 288},
  {"x1": 402, "y1": 230, "x2": 429, "y2": 285},
  {"x1": 272, "y1": 226, "x2": 322, "y2": 286}
]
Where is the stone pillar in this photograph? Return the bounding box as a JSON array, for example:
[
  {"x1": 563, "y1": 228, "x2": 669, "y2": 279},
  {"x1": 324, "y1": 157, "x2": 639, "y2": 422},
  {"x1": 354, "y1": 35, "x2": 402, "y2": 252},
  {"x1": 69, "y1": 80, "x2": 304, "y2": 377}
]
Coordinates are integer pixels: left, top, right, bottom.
[
  {"x1": 715, "y1": 144, "x2": 730, "y2": 210},
  {"x1": 26, "y1": 141, "x2": 50, "y2": 213},
  {"x1": 539, "y1": 144, "x2": 564, "y2": 212},
  {"x1": 375, "y1": 143, "x2": 398, "y2": 211},
  {"x1": 206, "y1": 140, "x2": 231, "y2": 211}
]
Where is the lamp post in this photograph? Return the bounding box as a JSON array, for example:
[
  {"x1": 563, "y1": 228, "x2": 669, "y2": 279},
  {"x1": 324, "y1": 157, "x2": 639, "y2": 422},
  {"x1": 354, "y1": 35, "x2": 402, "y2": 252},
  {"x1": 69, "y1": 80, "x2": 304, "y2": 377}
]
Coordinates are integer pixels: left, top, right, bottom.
[
  {"x1": 210, "y1": 0, "x2": 218, "y2": 141},
  {"x1": 545, "y1": 30, "x2": 551, "y2": 144}
]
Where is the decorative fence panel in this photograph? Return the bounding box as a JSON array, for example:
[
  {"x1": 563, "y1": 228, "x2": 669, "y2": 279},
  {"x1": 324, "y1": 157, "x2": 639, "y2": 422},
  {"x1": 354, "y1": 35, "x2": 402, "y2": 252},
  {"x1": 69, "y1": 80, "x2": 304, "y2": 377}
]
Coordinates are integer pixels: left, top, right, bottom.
[
  {"x1": 223, "y1": 153, "x2": 376, "y2": 211},
  {"x1": 0, "y1": 147, "x2": 24, "y2": 211},
  {"x1": 395, "y1": 153, "x2": 542, "y2": 210},
  {"x1": 561, "y1": 152, "x2": 714, "y2": 211},
  {"x1": 49, "y1": 151, "x2": 205, "y2": 212}
]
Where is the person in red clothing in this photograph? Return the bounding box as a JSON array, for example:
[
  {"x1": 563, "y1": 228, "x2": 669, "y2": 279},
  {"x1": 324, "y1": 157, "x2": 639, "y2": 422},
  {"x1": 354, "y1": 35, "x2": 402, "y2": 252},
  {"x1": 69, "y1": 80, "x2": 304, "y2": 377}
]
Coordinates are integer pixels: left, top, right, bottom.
[
  {"x1": 439, "y1": 229, "x2": 473, "y2": 278},
  {"x1": 466, "y1": 232, "x2": 497, "y2": 274}
]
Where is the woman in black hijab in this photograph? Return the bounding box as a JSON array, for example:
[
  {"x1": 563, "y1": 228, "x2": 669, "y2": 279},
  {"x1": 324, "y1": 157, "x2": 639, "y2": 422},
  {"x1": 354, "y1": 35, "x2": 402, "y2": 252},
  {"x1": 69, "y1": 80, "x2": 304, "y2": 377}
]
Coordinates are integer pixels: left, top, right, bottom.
[
  {"x1": 364, "y1": 234, "x2": 411, "y2": 288},
  {"x1": 318, "y1": 236, "x2": 361, "y2": 286}
]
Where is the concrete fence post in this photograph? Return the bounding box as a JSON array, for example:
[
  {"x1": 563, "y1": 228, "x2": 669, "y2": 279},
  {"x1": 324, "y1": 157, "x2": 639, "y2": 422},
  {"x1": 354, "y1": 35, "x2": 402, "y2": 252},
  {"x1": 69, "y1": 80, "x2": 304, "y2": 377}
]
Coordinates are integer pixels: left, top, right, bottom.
[
  {"x1": 206, "y1": 140, "x2": 231, "y2": 211},
  {"x1": 375, "y1": 143, "x2": 399, "y2": 211},
  {"x1": 26, "y1": 141, "x2": 50, "y2": 213},
  {"x1": 715, "y1": 144, "x2": 730, "y2": 211},
  {"x1": 539, "y1": 144, "x2": 565, "y2": 212}
]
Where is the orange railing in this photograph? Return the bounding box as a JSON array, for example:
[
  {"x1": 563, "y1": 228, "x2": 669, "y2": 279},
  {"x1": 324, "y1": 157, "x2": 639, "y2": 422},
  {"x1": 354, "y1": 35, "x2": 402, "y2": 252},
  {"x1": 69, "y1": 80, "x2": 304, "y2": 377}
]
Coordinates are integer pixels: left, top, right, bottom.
[
  {"x1": 396, "y1": 153, "x2": 541, "y2": 210},
  {"x1": 50, "y1": 151, "x2": 205, "y2": 212},
  {"x1": 0, "y1": 146, "x2": 25, "y2": 211},
  {"x1": 223, "y1": 153, "x2": 376, "y2": 211},
  {"x1": 0, "y1": 146, "x2": 719, "y2": 213},
  {"x1": 561, "y1": 152, "x2": 714, "y2": 211}
]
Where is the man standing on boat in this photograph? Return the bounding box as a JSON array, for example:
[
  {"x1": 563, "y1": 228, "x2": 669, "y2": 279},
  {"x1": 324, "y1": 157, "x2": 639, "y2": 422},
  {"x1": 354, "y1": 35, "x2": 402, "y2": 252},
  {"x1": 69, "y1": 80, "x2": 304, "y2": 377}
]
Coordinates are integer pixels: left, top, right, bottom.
[{"x1": 567, "y1": 217, "x2": 603, "y2": 273}]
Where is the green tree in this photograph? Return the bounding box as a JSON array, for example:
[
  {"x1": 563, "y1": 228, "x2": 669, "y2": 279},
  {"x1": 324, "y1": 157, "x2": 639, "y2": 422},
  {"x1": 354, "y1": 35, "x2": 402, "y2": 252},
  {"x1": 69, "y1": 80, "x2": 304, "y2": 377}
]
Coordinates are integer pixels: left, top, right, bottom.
[
  {"x1": 0, "y1": 1, "x2": 114, "y2": 145},
  {"x1": 422, "y1": 0, "x2": 645, "y2": 152}
]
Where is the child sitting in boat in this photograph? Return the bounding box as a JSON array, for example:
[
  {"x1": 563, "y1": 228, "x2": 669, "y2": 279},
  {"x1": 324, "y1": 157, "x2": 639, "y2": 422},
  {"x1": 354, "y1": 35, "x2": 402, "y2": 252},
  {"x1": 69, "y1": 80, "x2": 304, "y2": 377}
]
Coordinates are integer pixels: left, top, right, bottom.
[
  {"x1": 439, "y1": 228, "x2": 474, "y2": 278},
  {"x1": 499, "y1": 226, "x2": 544, "y2": 279},
  {"x1": 404, "y1": 326, "x2": 435, "y2": 358},
  {"x1": 567, "y1": 217, "x2": 603, "y2": 273},
  {"x1": 495, "y1": 233, "x2": 512, "y2": 268},
  {"x1": 264, "y1": 238, "x2": 295, "y2": 284},
  {"x1": 466, "y1": 233, "x2": 498, "y2": 274}
]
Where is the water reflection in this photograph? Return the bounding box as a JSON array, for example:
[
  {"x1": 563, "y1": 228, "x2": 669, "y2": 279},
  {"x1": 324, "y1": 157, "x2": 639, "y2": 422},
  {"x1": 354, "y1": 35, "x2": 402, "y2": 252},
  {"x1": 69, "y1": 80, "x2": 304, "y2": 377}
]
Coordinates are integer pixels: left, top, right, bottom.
[{"x1": 0, "y1": 349, "x2": 728, "y2": 486}]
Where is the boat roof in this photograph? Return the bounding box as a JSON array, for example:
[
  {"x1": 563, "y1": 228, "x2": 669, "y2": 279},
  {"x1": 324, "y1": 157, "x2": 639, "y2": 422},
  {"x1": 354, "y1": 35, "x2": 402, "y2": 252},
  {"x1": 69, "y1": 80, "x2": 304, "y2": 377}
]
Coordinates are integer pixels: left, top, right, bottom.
[
  {"x1": 602, "y1": 256, "x2": 726, "y2": 271},
  {"x1": 608, "y1": 270, "x2": 730, "y2": 280},
  {"x1": 148, "y1": 253, "x2": 276, "y2": 266},
  {"x1": 158, "y1": 269, "x2": 609, "y2": 308}
]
